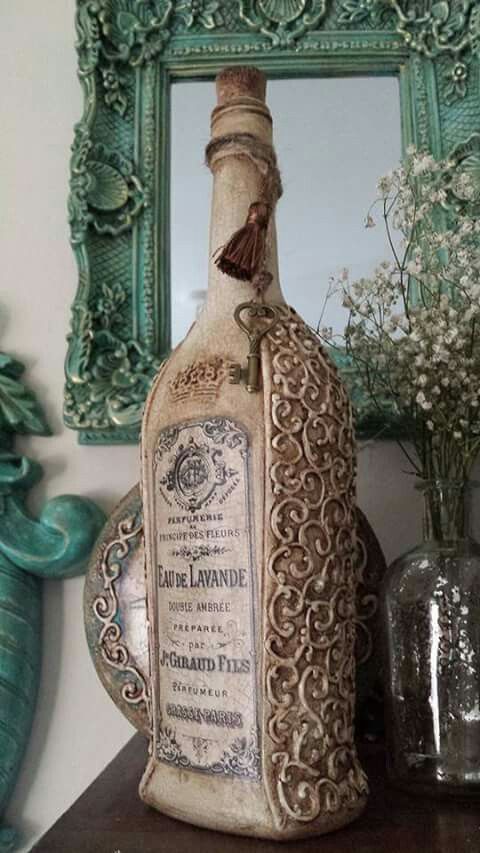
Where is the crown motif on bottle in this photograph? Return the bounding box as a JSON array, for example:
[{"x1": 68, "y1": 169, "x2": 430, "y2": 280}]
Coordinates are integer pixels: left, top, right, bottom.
[{"x1": 168, "y1": 357, "x2": 227, "y2": 404}]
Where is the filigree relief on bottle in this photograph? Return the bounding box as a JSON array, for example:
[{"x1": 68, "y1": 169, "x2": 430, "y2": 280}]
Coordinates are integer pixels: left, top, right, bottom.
[{"x1": 263, "y1": 307, "x2": 367, "y2": 825}]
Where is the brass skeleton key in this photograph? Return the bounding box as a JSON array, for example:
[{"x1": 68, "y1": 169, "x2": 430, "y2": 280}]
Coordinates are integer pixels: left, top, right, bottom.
[{"x1": 229, "y1": 301, "x2": 280, "y2": 393}]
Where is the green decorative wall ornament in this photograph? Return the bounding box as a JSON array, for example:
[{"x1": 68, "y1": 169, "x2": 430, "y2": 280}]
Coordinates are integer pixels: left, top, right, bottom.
[
  {"x1": 65, "y1": 0, "x2": 480, "y2": 444},
  {"x1": 0, "y1": 354, "x2": 105, "y2": 852}
]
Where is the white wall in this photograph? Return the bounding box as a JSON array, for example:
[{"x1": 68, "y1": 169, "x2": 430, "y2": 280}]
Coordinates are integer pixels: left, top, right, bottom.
[
  {"x1": 3, "y1": 4, "x2": 135, "y2": 850},
  {"x1": 2, "y1": 4, "x2": 423, "y2": 850}
]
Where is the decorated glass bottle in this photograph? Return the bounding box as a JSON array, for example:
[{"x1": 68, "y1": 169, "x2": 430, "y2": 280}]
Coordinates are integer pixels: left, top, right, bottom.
[{"x1": 140, "y1": 66, "x2": 367, "y2": 840}]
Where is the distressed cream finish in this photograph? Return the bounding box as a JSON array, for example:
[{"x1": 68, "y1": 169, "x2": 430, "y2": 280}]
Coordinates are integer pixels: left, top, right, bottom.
[{"x1": 140, "y1": 67, "x2": 367, "y2": 839}]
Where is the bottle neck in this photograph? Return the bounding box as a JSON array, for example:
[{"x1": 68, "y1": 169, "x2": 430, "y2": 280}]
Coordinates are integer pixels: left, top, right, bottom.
[
  {"x1": 420, "y1": 480, "x2": 472, "y2": 545},
  {"x1": 205, "y1": 101, "x2": 285, "y2": 320}
]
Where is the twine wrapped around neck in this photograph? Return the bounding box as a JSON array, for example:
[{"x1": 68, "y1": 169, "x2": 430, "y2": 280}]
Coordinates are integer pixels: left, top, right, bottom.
[{"x1": 205, "y1": 133, "x2": 282, "y2": 292}]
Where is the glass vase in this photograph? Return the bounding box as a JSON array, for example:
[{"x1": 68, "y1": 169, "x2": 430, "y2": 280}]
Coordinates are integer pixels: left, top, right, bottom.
[{"x1": 381, "y1": 480, "x2": 480, "y2": 796}]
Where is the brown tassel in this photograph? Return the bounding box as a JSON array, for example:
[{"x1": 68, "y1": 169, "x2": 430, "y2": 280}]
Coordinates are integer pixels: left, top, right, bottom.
[{"x1": 215, "y1": 201, "x2": 270, "y2": 281}]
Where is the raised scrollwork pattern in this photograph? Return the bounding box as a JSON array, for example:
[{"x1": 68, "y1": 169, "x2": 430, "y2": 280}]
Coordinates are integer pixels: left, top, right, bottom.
[
  {"x1": 98, "y1": 0, "x2": 174, "y2": 66},
  {"x1": 338, "y1": 0, "x2": 394, "y2": 27},
  {"x1": 340, "y1": 0, "x2": 479, "y2": 104},
  {"x1": 93, "y1": 511, "x2": 151, "y2": 717},
  {"x1": 239, "y1": 0, "x2": 329, "y2": 45},
  {"x1": 66, "y1": 1, "x2": 173, "y2": 441},
  {"x1": 391, "y1": 0, "x2": 479, "y2": 105},
  {"x1": 446, "y1": 133, "x2": 480, "y2": 219},
  {"x1": 69, "y1": 142, "x2": 145, "y2": 243},
  {"x1": 75, "y1": 1, "x2": 174, "y2": 111},
  {"x1": 175, "y1": 0, "x2": 225, "y2": 30},
  {"x1": 64, "y1": 284, "x2": 161, "y2": 432},
  {"x1": 264, "y1": 307, "x2": 368, "y2": 827}
]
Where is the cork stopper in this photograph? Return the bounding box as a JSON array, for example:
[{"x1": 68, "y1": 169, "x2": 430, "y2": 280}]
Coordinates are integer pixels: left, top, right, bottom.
[{"x1": 216, "y1": 66, "x2": 266, "y2": 105}]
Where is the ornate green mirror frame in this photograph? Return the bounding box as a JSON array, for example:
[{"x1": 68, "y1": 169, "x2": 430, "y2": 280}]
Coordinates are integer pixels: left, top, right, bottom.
[{"x1": 65, "y1": 0, "x2": 480, "y2": 444}]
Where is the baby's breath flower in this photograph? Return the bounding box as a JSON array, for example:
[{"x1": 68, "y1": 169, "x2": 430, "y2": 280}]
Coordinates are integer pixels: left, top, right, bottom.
[
  {"x1": 377, "y1": 173, "x2": 393, "y2": 197},
  {"x1": 325, "y1": 144, "x2": 480, "y2": 482},
  {"x1": 406, "y1": 260, "x2": 422, "y2": 276}
]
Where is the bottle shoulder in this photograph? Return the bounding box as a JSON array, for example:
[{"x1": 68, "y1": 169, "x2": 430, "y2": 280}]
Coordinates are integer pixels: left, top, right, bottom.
[
  {"x1": 142, "y1": 302, "x2": 349, "y2": 446},
  {"x1": 382, "y1": 537, "x2": 480, "y2": 603}
]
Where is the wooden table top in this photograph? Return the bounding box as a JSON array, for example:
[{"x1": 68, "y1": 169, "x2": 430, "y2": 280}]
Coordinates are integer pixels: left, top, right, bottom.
[{"x1": 31, "y1": 734, "x2": 480, "y2": 852}]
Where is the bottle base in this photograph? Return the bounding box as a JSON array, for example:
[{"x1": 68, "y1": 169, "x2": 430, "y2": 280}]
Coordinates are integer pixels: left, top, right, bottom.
[{"x1": 140, "y1": 757, "x2": 368, "y2": 841}]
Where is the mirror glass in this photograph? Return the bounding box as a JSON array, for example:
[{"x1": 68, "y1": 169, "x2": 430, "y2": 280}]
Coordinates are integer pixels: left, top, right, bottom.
[{"x1": 171, "y1": 77, "x2": 401, "y2": 345}]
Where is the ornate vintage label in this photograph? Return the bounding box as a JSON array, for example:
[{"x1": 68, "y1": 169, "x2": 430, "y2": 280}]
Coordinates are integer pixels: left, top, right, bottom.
[{"x1": 153, "y1": 417, "x2": 260, "y2": 780}]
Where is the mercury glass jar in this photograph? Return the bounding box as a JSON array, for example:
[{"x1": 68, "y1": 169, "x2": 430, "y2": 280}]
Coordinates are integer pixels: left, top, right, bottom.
[{"x1": 382, "y1": 480, "x2": 480, "y2": 796}]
